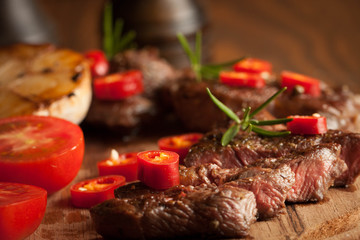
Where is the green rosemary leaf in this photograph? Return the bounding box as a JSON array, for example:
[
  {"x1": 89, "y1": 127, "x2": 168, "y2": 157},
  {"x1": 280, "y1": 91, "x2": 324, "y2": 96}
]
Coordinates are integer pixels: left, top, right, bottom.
[
  {"x1": 103, "y1": 2, "x2": 113, "y2": 59},
  {"x1": 204, "y1": 57, "x2": 246, "y2": 69},
  {"x1": 221, "y1": 124, "x2": 240, "y2": 146},
  {"x1": 241, "y1": 107, "x2": 251, "y2": 130},
  {"x1": 177, "y1": 33, "x2": 197, "y2": 67},
  {"x1": 206, "y1": 88, "x2": 240, "y2": 124},
  {"x1": 251, "y1": 125, "x2": 291, "y2": 137},
  {"x1": 111, "y1": 19, "x2": 123, "y2": 59},
  {"x1": 250, "y1": 118, "x2": 293, "y2": 126},
  {"x1": 117, "y1": 30, "x2": 136, "y2": 53},
  {"x1": 249, "y1": 87, "x2": 287, "y2": 118},
  {"x1": 195, "y1": 32, "x2": 202, "y2": 69}
]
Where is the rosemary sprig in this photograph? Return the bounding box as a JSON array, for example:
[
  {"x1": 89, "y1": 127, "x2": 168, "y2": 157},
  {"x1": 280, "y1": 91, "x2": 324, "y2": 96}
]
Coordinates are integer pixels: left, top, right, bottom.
[
  {"x1": 206, "y1": 87, "x2": 292, "y2": 146},
  {"x1": 103, "y1": 2, "x2": 136, "y2": 60},
  {"x1": 177, "y1": 32, "x2": 244, "y2": 82}
]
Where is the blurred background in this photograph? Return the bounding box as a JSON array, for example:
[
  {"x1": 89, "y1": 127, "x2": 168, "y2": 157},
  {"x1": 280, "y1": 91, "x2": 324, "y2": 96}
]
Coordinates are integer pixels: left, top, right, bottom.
[{"x1": 1, "y1": 0, "x2": 360, "y2": 91}]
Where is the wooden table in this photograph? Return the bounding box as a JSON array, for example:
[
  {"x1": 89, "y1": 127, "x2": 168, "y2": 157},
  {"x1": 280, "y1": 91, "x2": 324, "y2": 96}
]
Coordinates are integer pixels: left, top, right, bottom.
[{"x1": 27, "y1": 0, "x2": 360, "y2": 239}]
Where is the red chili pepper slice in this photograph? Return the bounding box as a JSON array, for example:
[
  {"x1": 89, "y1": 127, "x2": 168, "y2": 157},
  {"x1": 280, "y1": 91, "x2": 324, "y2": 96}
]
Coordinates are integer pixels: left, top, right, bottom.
[
  {"x1": 281, "y1": 71, "x2": 321, "y2": 97},
  {"x1": 97, "y1": 150, "x2": 138, "y2": 182},
  {"x1": 287, "y1": 115, "x2": 327, "y2": 135},
  {"x1": 233, "y1": 58, "x2": 272, "y2": 74},
  {"x1": 137, "y1": 150, "x2": 180, "y2": 190},
  {"x1": 70, "y1": 175, "x2": 125, "y2": 208},
  {"x1": 158, "y1": 133, "x2": 203, "y2": 163},
  {"x1": 220, "y1": 71, "x2": 266, "y2": 88},
  {"x1": 84, "y1": 49, "x2": 109, "y2": 78},
  {"x1": 93, "y1": 70, "x2": 144, "y2": 100}
]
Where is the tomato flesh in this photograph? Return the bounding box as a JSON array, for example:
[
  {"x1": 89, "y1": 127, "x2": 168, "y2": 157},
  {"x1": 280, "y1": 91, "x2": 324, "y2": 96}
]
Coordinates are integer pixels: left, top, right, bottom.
[
  {"x1": 98, "y1": 152, "x2": 138, "y2": 182},
  {"x1": 158, "y1": 133, "x2": 203, "y2": 163},
  {"x1": 281, "y1": 71, "x2": 321, "y2": 97},
  {"x1": 220, "y1": 71, "x2": 266, "y2": 88},
  {"x1": 93, "y1": 70, "x2": 144, "y2": 100},
  {"x1": 84, "y1": 49, "x2": 109, "y2": 78},
  {"x1": 137, "y1": 150, "x2": 180, "y2": 190},
  {"x1": 287, "y1": 115, "x2": 327, "y2": 135},
  {"x1": 70, "y1": 175, "x2": 125, "y2": 208},
  {"x1": 0, "y1": 116, "x2": 84, "y2": 194},
  {"x1": 0, "y1": 182, "x2": 47, "y2": 240}
]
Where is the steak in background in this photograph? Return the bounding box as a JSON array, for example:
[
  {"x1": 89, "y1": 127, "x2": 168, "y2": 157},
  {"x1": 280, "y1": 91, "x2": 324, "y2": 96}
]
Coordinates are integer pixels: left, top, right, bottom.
[
  {"x1": 85, "y1": 48, "x2": 178, "y2": 132},
  {"x1": 91, "y1": 184, "x2": 257, "y2": 239},
  {"x1": 180, "y1": 163, "x2": 295, "y2": 219},
  {"x1": 272, "y1": 85, "x2": 360, "y2": 132},
  {"x1": 185, "y1": 129, "x2": 360, "y2": 186},
  {"x1": 170, "y1": 79, "x2": 280, "y2": 132}
]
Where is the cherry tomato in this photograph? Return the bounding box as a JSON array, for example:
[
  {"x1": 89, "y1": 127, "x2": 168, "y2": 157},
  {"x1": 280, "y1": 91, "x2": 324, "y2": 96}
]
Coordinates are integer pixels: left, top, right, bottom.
[
  {"x1": 158, "y1": 133, "x2": 203, "y2": 163},
  {"x1": 220, "y1": 71, "x2": 266, "y2": 88},
  {"x1": 97, "y1": 150, "x2": 138, "y2": 182},
  {"x1": 233, "y1": 58, "x2": 272, "y2": 74},
  {"x1": 93, "y1": 70, "x2": 144, "y2": 100},
  {"x1": 137, "y1": 150, "x2": 180, "y2": 190},
  {"x1": 0, "y1": 116, "x2": 84, "y2": 194},
  {"x1": 281, "y1": 71, "x2": 321, "y2": 97},
  {"x1": 287, "y1": 114, "x2": 327, "y2": 135},
  {"x1": 70, "y1": 175, "x2": 125, "y2": 208},
  {"x1": 84, "y1": 49, "x2": 109, "y2": 78},
  {"x1": 0, "y1": 182, "x2": 47, "y2": 240}
]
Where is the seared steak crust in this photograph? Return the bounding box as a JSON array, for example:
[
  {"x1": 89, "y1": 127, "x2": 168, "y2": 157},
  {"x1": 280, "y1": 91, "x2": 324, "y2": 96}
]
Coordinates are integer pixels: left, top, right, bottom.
[
  {"x1": 92, "y1": 184, "x2": 257, "y2": 239},
  {"x1": 185, "y1": 130, "x2": 359, "y2": 186}
]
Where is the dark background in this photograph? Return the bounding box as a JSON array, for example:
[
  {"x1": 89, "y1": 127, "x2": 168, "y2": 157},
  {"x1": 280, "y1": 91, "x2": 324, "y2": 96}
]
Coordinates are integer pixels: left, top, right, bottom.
[{"x1": 22, "y1": 0, "x2": 360, "y2": 92}]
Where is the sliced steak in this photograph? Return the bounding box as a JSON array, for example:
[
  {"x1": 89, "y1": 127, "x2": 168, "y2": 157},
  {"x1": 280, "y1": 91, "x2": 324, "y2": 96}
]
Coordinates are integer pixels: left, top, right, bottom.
[
  {"x1": 180, "y1": 163, "x2": 295, "y2": 219},
  {"x1": 253, "y1": 144, "x2": 347, "y2": 202},
  {"x1": 91, "y1": 184, "x2": 257, "y2": 239},
  {"x1": 185, "y1": 129, "x2": 360, "y2": 186}
]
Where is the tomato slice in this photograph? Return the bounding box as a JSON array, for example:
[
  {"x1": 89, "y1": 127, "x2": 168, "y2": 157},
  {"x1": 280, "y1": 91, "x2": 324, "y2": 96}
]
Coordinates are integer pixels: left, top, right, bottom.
[
  {"x1": 70, "y1": 175, "x2": 125, "y2": 208},
  {"x1": 84, "y1": 49, "x2": 109, "y2": 78},
  {"x1": 220, "y1": 71, "x2": 266, "y2": 88},
  {"x1": 97, "y1": 150, "x2": 138, "y2": 182},
  {"x1": 0, "y1": 182, "x2": 47, "y2": 240},
  {"x1": 93, "y1": 70, "x2": 144, "y2": 100},
  {"x1": 137, "y1": 150, "x2": 180, "y2": 190},
  {"x1": 233, "y1": 58, "x2": 272, "y2": 74},
  {"x1": 280, "y1": 71, "x2": 321, "y2": 97},
  {"x1": 0, "y1": 116, "x2": 84, "y2": 194},
  {"x1": 158, "y1": 133, "x2": 203, "y2": 163},
  {"x1": 287, "y1": 115, "x2": 327, "y2": 135}
]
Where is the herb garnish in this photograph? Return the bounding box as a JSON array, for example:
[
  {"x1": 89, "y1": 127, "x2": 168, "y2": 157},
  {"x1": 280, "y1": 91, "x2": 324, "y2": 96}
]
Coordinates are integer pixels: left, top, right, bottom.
[
  {"x1": 103, "y1": 2, "x2": 136, "y2": 60},
  {"x1": 207, "y1": 87, "x2": 292, "y2": 146},
  {"x1": 177, "y1": 32, "x2": 244, "y2": 82}
]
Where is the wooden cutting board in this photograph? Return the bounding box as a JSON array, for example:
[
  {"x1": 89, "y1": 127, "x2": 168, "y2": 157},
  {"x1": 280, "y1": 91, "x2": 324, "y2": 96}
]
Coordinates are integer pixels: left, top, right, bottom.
[{"x1": 25, "y1": 130, "x2": 360, "y2": 240}]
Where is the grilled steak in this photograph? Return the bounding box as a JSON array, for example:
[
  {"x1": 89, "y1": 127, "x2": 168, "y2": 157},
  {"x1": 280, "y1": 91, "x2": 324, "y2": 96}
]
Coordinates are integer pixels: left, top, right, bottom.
[
  {"x1": 185, "y1": 129, "x2": 359, "y2": 186},
  {"x1": 180, "y1": 163, "x2": 295, "y2": 219},
  {"x1": 272, "y1": 86, "x2": 360, "y2": 132},
  {"x1": 91, "y1": 184, "x2": 257, "y2": 239},
  {"x1": 170, "y1": 80, "x2": 279, "y2": 132}
]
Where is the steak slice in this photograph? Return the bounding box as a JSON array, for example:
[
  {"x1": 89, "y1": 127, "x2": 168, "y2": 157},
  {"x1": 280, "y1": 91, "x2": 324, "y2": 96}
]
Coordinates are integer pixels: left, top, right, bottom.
[
  {"x1": 180, "y1": 163, "x2": 295, "y2": 219},
  {"x1": 91, "y1": 184, "x2": 257, "y2": 239},
  {"x1": 185, "y1": 129, "x2": 360, "y2": 186},
  {"x1": 253, "y1": 144, "x2": 347, "y2": 202}
]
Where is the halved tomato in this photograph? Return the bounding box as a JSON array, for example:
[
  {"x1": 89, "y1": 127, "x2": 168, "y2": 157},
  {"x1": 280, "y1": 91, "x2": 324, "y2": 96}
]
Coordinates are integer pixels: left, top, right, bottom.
[
  {"x1": 0, "y1": 116, "x2": 84, "y2": 194},
  {"x1": 84, "y1": 49, "x2": 109, "y2": 78},
  {"x1": 70, "y1": 175, "x2": 125, "y2": 208},
  {"x1": 0, "y1": 182, "x2": 47, "y2": 240}
]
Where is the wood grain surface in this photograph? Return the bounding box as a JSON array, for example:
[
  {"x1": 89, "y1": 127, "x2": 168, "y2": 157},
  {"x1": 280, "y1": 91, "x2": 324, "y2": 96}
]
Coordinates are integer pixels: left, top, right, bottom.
[{"x1": 25, "y1": 0, "x2": 360, "y2": 239}]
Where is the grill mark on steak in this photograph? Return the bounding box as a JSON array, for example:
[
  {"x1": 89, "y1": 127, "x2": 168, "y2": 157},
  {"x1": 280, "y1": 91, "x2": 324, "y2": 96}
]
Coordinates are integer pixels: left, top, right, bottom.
[
  {"x1": 179, "y1": 163, "x2": 295, "y2": 219},
  {"x1": 91, "y1": 184, "x2": 257, "y2": 239},
  {"x1": 185, "y1": 129, "x2": 360, "y2": 186}
]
